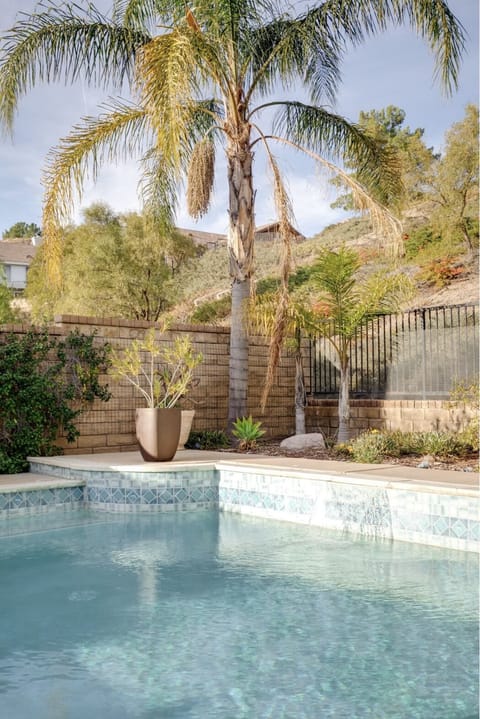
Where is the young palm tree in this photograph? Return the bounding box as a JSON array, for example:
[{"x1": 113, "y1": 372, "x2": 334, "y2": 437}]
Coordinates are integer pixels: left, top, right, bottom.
[
  {"x1": 250, "y1": 287, "x2": 319, "y2": 435},
  {"x1": 0, "y1": 0, "x2": 464, "y2": 429},
  {"x1": 310, "y1": 248, "x2": 413, "y2": 442}
]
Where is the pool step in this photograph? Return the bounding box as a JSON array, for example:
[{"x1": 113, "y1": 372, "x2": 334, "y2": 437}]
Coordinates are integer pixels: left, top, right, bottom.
[{"x1": 0, "y1": 471, "x2": 86, "y2": 492}]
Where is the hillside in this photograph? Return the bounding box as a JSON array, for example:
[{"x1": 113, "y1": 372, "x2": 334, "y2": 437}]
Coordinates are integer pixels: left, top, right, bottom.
[{"x1": 170, "y1": 205, "x2": 479, "y2": 324}]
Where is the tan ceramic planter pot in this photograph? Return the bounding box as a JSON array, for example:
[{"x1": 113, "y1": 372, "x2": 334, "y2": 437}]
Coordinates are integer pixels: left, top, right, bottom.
[
  {"x1": 135, "y1": 407, "x2": 181, "y2": 462},
  {"x1": 178, "y1": 410, "x2": 195, "y2": 450}
]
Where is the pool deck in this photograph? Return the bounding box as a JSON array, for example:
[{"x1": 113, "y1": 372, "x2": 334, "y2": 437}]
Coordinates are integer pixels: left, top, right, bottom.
[{"x1": 0, "y1": 449, "x2": 477, "y2": 495}]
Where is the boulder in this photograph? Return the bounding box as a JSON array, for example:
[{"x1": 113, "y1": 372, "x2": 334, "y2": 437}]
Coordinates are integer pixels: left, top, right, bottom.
[{"x1": 280, "y1": 433, "x2": 326, "y2": 451}]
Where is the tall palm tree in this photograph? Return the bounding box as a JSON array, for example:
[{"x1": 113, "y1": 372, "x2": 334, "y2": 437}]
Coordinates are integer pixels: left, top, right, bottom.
[{"x1": 0, "y1": 0, "x2": 464, "y2": 429}]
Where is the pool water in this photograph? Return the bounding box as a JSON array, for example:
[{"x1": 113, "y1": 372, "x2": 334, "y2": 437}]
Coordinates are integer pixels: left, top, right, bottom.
[{"x1": 0, "y1": 510, "x2": 477, "y2": 719}]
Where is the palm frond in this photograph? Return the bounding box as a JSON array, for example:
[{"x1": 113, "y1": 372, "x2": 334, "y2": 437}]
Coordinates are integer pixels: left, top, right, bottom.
[
  {"x1": 138, "y1": 147, "x2": 178, "y2": 227},
  {"x1": 41, "y1": 101, "x2": 151, "y2": 284},
  {"x1": 288, "y1": 0, "x2": 464, "y2": 100},
  {"x1": 247, "y1": 13, "x2": 342, "y2": 104},
  {"x1": 0, "y1": 4, "x2": 150, "y2": 131},
  {"x1": 273, "y1": 102, "x2": 401, "y2": 192},
  {"x1": 113, "y1": 0, "x2": 161, "y2": 30},
  {"x1": 270, "y1": 102, "x2": 404, "y2": 250},
  {"x1": 135, "y1": 28, "x2": 213, "y2": 168},
  {"x1": 255, "y1": 143, "x2": 297, "y2": 410}
]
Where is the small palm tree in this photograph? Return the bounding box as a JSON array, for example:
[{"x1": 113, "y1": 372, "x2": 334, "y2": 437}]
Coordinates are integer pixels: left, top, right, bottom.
[
  {"x1": 0, "y1": 0, "x2": 464, "y2": 430},
  {"x1": 310, "y1": 248, "x2": 413, "y2": 442},
  {"x1": 250, "y1": 288, "x2": 319, "y2": 435}
]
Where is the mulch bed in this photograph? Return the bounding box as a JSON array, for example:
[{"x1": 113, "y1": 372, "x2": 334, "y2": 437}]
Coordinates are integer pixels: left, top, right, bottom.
[{"x1": 220, "y1": 440, "x2": 478, "y2": 473}]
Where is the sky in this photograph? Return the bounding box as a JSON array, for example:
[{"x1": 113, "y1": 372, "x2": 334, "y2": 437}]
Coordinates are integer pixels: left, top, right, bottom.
[{"x1": 0, "y1": 0, "x2": 478, "y2": 239}]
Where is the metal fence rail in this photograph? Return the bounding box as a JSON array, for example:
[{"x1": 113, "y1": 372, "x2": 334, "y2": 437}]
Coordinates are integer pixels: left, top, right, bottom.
[{"x1": 308, "y1": 303, "x2": 478, "y2": 399}]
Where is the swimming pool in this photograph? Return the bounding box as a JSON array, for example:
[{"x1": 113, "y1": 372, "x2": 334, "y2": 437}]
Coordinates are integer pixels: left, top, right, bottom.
[{"x1": 0, "y1": 509, "x2": 477, "y2": 718}]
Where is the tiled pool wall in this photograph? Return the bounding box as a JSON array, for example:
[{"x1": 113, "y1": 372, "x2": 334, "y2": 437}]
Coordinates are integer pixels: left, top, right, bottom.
[
  {"x1": 27, "y1": 462, "x2": 219, "y2": 513},
  {"x1": 217, "y1": 464, "x2": 479, "y2": 553},
  {"x1": 0, "y1": 484, "x2": 85, "y2": 516},
  {"x1": 86, "y1": 468, "x2": 218, "y2": 512},
  {"x1": 1, "y1": 461, "x2": 478, "y2": 552}
]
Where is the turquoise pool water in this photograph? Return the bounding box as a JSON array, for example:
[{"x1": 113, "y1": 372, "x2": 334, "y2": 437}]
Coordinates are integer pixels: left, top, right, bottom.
[{"x1": 0, "y1": 510, "x2": 477, "y2": 718}]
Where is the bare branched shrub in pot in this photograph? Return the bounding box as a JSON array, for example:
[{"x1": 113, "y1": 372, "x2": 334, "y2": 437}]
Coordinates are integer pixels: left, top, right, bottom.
[{"x1": 110, "y1": 324, "x2": 202, "y2": 461}]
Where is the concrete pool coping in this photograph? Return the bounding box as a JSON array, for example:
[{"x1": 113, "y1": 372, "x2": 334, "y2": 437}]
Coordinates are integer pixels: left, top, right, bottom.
[{"x1": 0, "y1": 449, "x2": 475, "y2": 496}]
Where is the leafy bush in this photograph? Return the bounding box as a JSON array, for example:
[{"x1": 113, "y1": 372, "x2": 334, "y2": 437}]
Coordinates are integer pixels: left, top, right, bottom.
[
  {"x1": 404, "y1": 225, "x2": 442, "y2": 259},
  {"x1": 346, "y1": 429, "x2": 400, "y2": 463},
  {"x1": 189, "y1": 295, "x2": 231, "y2": 324},
  {"x1": 416, "y1": 431, "x2": 465, "y2": 457},
  {"x1": 346, "y1": 427, "x2": 473, "y2": 464},
  {"x1": 185, "y1": 430, "x2": 230, "y2": 450},
  {"x1": 447, "y1": 380, "x2": 479, "y2": 453},
  {"x1": 0, "y1": 329, "x2": 111, "y2": 473},
  {"x1": 232, "y1": 416, "x2": 266, "y2": 450},
  {"x1": 415, "y1": 256, "x2": 466, "y2": 287}
]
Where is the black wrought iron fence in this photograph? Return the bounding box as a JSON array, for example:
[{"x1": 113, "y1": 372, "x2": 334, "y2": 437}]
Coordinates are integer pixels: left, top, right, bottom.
[{"x1": 308, "y1": 303, "x2": 478, "y2": 399}]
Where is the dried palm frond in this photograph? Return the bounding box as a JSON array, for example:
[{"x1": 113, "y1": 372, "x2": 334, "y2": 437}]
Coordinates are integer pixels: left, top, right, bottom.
[
  {"x1": 260, "y1": 153, "x2": 296, "y2": 411},
  {"x1": 187, "y1": 138, "x2": 215, "y2": 218}
]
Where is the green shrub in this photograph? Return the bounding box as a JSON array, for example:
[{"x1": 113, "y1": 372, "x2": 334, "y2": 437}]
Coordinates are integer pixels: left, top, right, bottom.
[
  {"x1": 404, "y1": 225, "x2": 442, "y2": 259},
  {"x1": 347, "y1": 427, "x2": 474, "y2": 465},
  {"x1": 416, "y1": 430, "x2": 465, "y2": 458},
  {"x1": 185, "y1": 429, "x2": 230, "y2": 450},
  {"x1": 232, "y1": 416, "x2": 265, "y2": 450},
  {"x1": 0, "y1": 329, "x2": 111, "y2": 473},
  {"x1": 447, "y1": 380, "x2": 479, "y2": 453},
  {"x1": 347, "y1": 429, "x2": 400, "y2": 463},
  {"x1": 189, "y1": 295, "x2": 231, "y2": 324}
]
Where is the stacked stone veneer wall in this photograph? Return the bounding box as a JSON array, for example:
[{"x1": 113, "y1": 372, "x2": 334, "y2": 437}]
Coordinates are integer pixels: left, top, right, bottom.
[
  {"x1": 306, "y1": 398, "x2": 474, "y2": 439},
  {"x1": 0, "y1": 315, "x2": 471, "y2": 454}
]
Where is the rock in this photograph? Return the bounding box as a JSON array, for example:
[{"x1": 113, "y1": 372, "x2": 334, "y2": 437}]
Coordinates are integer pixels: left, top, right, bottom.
[
  {"x1": 417, "y1": 454, "x2": 435, "y2": 469},
  {"x1": 280, "y1": 433, "x2": 326, "y2": 451}
]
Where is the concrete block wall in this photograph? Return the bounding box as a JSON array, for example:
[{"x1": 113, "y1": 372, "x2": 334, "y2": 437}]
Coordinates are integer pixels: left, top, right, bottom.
[{"x1": 306, "y1": 398, "x2": 474, "y2": 440}]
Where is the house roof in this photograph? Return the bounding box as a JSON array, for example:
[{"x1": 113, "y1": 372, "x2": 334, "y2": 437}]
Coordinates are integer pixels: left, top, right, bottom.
[
  {"x1": 255, "y1": 221, "x2": 304, "y2": 238},
  {"x1": 176, "y1": 227, "x2": 227, "y2": 246},
  {"x1": 0, "y1": 238, "x2": 38, "y2": 265},
  {"x1": 177, "y1": 222, "x2": 304, "y2": 246}
]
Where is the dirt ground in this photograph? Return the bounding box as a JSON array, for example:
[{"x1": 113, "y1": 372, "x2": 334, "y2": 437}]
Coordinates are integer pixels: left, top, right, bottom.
[{"x1": 224, "y1": 439, "x2": 479, "y2": 473}]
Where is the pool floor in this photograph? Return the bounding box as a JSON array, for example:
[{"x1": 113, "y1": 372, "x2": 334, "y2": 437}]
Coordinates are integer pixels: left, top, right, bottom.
[{"x1": 0, "y1": 509, "x2": 478, "y2": 718}]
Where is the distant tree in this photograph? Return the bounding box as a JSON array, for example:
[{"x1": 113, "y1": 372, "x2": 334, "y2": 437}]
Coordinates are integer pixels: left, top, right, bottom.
[
  {"x1": 428, "y1": 104, "x2": 479, "y2": 255},
  {"x1": 0, "y1": 265, "x2": 18, "y2": 323},
  {"x1": 332, "y1": 106, "x2": 437, "y2": 212},
  {"x1": 26, "y1": 204, "x2": 196, "y2": 321},
  {"x1": 3, "y1": 221, "x2": 41, "y2": 239}
]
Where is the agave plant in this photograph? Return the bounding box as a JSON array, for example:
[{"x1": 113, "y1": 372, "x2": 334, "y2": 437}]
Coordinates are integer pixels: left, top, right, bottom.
[{"x1": 232, "y1": 416, "x2": 266, "y2": 451}]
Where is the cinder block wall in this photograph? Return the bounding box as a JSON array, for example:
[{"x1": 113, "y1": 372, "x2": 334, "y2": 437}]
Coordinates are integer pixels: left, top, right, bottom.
[
  {"x1": 1, "y1": 315, "x2": 471, "y2": 454},
  {"x1": 306, "y1": 398, "x2": 473, "y2": 440}
]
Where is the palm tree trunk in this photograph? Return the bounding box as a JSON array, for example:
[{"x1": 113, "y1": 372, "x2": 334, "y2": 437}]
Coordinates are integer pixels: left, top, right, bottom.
[
  {"x1": 226, "y1": 127, "x2": 255, "y2": 431},
  {"x1": 294, "y1": 326, "x2": 306, "y2": 434},
  {"x1": 337, "y1": 357, "x2": 351, "y2": 443}
]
